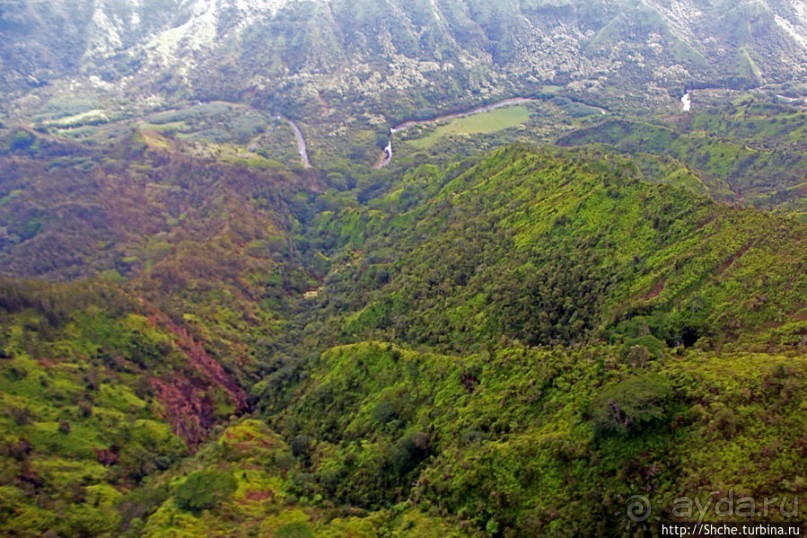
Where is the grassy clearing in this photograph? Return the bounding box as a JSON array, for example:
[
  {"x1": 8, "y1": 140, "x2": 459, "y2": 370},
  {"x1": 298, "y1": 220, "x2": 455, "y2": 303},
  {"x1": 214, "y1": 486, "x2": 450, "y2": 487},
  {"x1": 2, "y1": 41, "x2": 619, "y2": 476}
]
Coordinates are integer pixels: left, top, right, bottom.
[{"x1": 407, "y1": 106, "x2": 532, "y2": 149}]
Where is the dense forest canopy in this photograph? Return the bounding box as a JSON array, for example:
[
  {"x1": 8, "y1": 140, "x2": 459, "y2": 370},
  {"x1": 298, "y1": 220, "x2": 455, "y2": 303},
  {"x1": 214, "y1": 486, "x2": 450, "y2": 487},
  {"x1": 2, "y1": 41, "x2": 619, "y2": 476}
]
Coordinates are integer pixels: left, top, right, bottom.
[{"x1": 0, "y1": 0, "x2": 805, "y2": 536}]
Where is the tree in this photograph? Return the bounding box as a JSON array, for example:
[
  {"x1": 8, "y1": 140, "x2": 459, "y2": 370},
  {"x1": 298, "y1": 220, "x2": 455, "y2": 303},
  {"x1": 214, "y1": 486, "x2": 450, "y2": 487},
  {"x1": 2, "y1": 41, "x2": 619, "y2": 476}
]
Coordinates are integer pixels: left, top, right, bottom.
[
  {"x1": 174, "y1": 470, "x2": 237, "y2": 513},
  {"x1": 9, "y1": 130, "x2": 35, "y2": 151},
  {"x1": 591, "y1": 374, "x2": 674, "y2": 436}
]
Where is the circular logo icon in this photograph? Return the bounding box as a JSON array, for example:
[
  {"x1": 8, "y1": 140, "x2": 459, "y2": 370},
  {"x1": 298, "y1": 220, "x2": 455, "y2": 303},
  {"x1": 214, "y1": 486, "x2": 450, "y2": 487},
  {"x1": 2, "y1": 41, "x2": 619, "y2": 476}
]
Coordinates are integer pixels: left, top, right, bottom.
[
  {"x1": 626, "y1": 494, "x2": 652, "y2": 523},
  {"x1": 616, "y1": 484, "x2": 662, "y2": 531}
]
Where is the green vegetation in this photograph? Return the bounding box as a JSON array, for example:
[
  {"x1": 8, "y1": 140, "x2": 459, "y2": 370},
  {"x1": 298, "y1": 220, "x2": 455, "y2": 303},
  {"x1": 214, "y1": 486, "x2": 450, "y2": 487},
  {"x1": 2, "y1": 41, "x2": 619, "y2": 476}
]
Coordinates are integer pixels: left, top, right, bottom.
[
  {"x1": 306, "y1": 145, "x2": 804, "y2": 356},
  {"x1": 0, "y1": 0, "x2": 805, "y2": 533},
  {"x1": 558, "y1": 98, "x2": 807, "y2": 217},
  {"x1": 258, "y1": 343, "x2": 805, "y2": 536},
  {"x1": 249, "y1": 145, "x2": 802, "y2": 536},
  {"x1": 0, "y1": 90, "x2": 804, "y2": 537},
  {"x1": 8, "y1": 130, "x2": 34, "y2": 151},
  {"x1": 174, "y1": 470, "x2": 238, "y2": 513},
  {"x1": 590, "y1": 373, "x2": 674, "y2": 435},
  {"x1": 0, "y1": 280, "x2": 189, "y2": 536},
  {"x1": 407, "y1": 106, "x2": 533, "y2": 149}
]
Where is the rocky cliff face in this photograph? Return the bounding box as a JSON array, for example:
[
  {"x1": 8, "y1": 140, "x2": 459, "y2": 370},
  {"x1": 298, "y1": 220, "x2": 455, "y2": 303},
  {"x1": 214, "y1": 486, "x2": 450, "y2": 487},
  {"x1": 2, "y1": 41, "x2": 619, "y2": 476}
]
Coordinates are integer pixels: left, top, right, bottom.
[{"x1": 1, "y1": 0, "x2": 805, "y2": 115}]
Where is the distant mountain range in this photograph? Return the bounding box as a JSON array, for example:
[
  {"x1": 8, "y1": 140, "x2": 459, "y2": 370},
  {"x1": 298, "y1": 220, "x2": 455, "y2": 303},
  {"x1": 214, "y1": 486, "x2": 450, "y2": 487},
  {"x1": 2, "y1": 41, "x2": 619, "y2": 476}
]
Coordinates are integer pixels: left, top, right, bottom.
[{"x1": 2, "y1": 0, "x2": 806, "y2": 118}]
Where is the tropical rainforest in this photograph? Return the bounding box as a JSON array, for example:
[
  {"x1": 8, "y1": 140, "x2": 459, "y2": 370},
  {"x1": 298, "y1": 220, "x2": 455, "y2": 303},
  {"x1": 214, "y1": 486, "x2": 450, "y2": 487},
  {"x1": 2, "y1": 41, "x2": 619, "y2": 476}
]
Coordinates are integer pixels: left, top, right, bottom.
[{"x1": 0, "y1": 1, "x2": 805, "y2": 537}]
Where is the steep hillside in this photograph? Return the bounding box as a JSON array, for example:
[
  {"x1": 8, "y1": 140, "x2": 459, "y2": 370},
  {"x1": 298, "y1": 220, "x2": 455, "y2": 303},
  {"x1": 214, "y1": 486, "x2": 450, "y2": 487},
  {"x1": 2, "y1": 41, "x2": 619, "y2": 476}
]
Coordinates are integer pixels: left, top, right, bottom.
[
  {"x1": 0, "y1": 139, "x2": 804, "y2": 536},
  {"x1": 0, "y1": 127, "x2": 322, "y2": 535},
  {"x1": 0, "y1": 3, "x2": 805, "y2": 533},
  {"x1": 0, "y1": 128, "x2": 324, "y2": 382},
  {"x1": 241, "y1": 146, "x2": 806, "y2": 537},
  {"x1": 307, "y1": 146, "x2": 805, "y2": 354},
  {"x1": 2, "y1": 0, "x2": 805, "y2": 119},
  {"x1": 256, "y1": 343, "x2": 806, "y2": 536},
  {"x1": 119, "y1": 344, "x2": 807, "y2": 537},
  {"x1": 0, "y1": 280, "x2": 208, "y2": 536},
  {"x1": 558, "y1": 97, "x2": 807, "y2": 217}
]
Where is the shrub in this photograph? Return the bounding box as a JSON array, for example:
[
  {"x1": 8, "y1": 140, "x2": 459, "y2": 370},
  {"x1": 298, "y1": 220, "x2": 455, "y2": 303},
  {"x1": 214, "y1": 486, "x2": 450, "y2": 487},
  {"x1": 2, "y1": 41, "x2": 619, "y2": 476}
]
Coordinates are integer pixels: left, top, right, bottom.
[
  {"x1": 290, "y1": 435, "x2": 312, "y2": 458},
  {"x1": 371, "y1": 399, "x2": 398, "y2": 424},
  {"x1": 9, "y1": 130, "x2": 34, "y2": 151},
  {"x1": 711, "y1": 406, "x2": 738, "y2": 440},
  {"x1": 390, "y1": 432, "x2": 431, "y2": 476},
  {"x1": 591, "y1": 374, "x2": 674, "y2": 436},
  {"x1": 174, "y1": 470, "x2": 237, "y2": 513},
  {"x1": 117, "y1": 485, "x2": 169, "y2": 532},
  {"x1": 9, "y1": 405, "x2": 35, "y2": 426},
  {"x1": 276, "y1": 522, "x2": 314, "y2": 538}
]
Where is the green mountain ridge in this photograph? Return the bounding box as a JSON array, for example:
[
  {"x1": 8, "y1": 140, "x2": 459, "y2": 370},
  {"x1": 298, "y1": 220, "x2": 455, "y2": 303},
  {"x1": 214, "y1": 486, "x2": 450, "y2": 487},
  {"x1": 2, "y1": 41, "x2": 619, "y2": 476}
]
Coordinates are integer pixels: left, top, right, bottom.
[
  {"x1": 308, "y1": 145, "x2": 805, "y2": 353},
  {"x1": 2, "y1": 142, "x2": 804, "y2": 536},
  {"x1": 0, "y1": 3, "x2": 805, "y2": 533},
  {"x1": 557, "y1": 104, "x2": 807, "y2": 217}
]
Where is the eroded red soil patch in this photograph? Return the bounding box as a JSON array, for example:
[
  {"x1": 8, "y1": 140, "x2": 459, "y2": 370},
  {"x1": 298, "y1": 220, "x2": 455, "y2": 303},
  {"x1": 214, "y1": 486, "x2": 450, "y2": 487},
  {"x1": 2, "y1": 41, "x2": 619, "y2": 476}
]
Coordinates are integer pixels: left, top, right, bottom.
[
  {"x1": 145, "y1": 311, "x2": 248, "y2": 448},
  {"x1": 642, "y1": 278, "x2": 664, "y2": 301},
  {"x1": 717, "y1": 243, "x2": 753, "y2": 275},
  {"x1": 244, "y1": 491, "x2": 272, "y2": 502}
]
